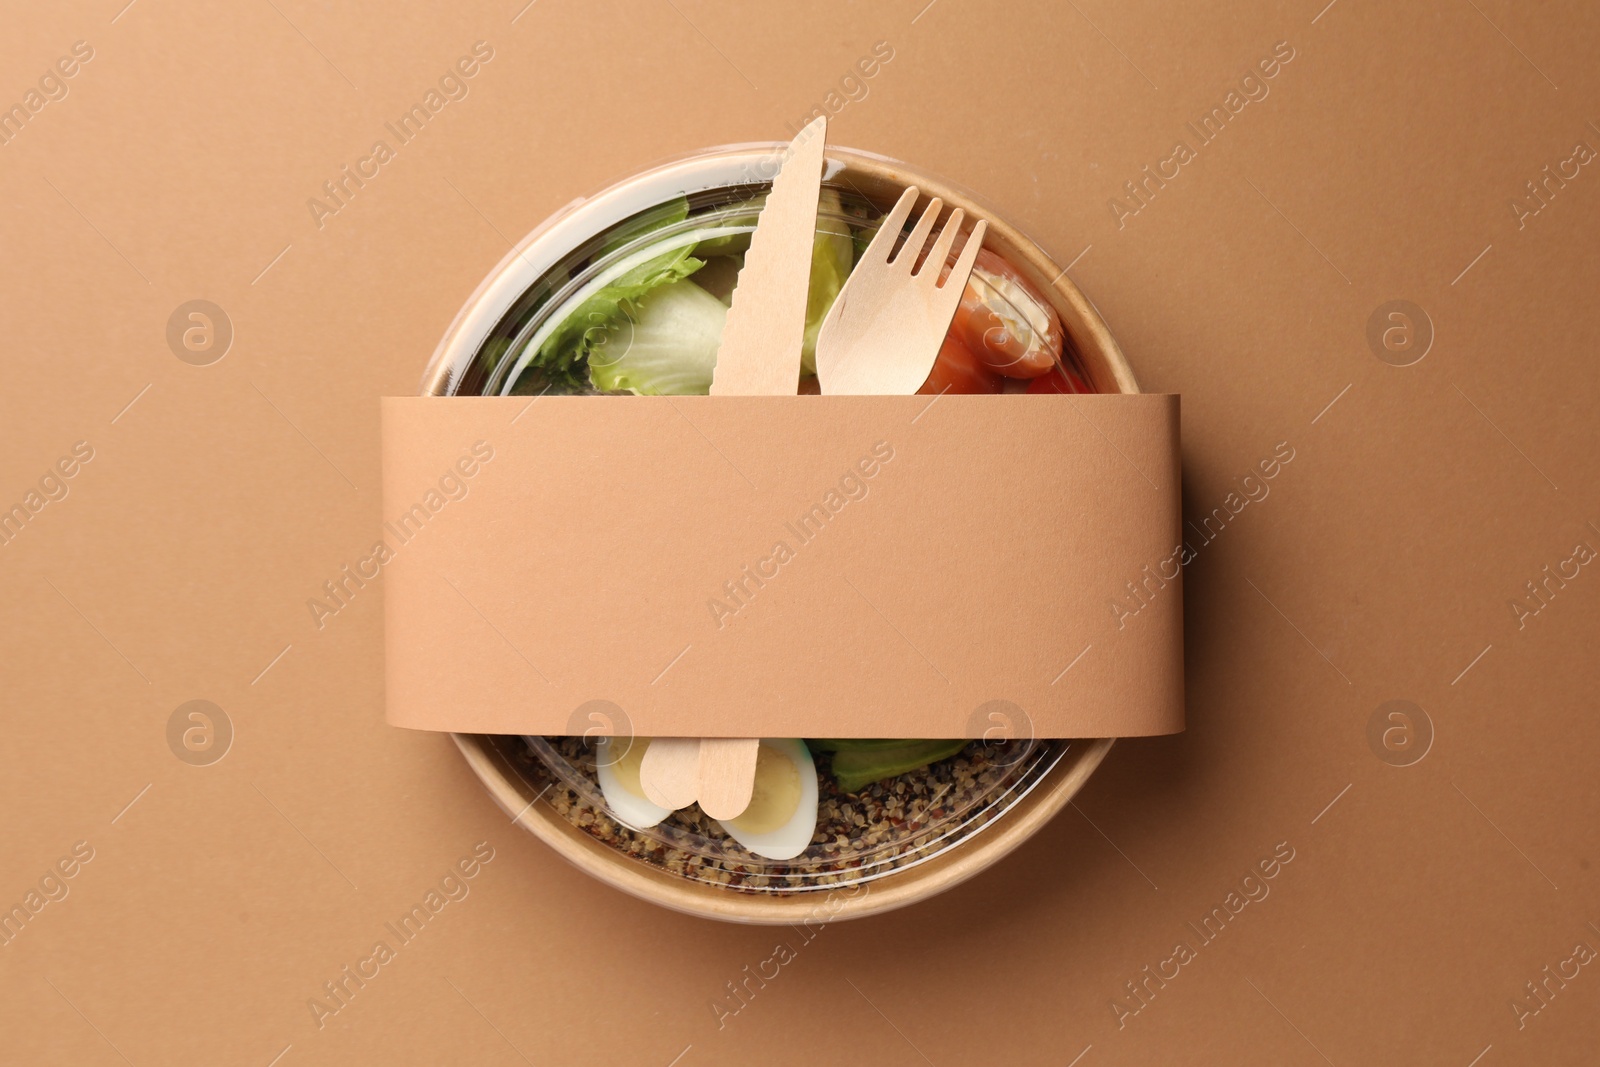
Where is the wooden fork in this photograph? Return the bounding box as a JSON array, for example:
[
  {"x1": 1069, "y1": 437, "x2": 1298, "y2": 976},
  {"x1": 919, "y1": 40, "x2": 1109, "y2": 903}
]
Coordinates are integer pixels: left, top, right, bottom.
[{"x1": 814, "y1": 186, "x2": 988, "y2": 396}]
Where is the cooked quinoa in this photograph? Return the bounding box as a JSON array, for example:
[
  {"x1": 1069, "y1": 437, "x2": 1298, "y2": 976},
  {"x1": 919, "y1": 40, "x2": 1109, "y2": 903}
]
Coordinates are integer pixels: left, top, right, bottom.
[{"x1": 501, "y1": 735, "x2": 1067, "y2": 893}]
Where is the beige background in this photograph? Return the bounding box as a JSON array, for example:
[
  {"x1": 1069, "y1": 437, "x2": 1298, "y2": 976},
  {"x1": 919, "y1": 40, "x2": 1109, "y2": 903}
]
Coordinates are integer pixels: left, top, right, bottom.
[{"x1": 2, "y1": 1, "x2": 1597, "y2": 1064}]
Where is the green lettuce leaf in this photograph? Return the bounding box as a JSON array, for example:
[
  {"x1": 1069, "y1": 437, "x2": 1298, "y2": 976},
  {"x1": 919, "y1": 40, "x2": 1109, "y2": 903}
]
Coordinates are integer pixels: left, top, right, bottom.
[
  {"x1": 512, "y1": 198, "x2": 703, "y2": 392},
  {"x1": 588, "y1": 278, "x2": 728, "y2": 395},
  {"x1": 802, "y1": 189, "x2": 852, "y2": 376},
  {"x1": 810, "y1": 738, "x2": 970, "y2": 793}
]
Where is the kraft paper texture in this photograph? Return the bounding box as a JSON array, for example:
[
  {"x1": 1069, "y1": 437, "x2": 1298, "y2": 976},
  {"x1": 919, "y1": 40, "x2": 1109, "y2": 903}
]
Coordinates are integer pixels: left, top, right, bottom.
[
  {"x1": 3, "y1": 1, "x2": 1598, "y2": 1064},
  {"x1": 382, "y1": 394, "x2": 1184, "y2": 738}
]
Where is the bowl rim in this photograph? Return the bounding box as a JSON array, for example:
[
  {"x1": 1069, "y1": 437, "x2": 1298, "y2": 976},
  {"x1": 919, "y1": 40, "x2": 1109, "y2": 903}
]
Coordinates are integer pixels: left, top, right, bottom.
[
  {"x1": 425, "y1": 142, "x2": 1134, "y2": 923},
  {"x1": 458, "y1": 733, "x2": 1115, "y2": 924}
]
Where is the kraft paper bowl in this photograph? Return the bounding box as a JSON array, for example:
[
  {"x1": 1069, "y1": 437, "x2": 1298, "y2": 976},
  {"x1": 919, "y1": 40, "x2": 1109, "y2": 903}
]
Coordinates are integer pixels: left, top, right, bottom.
[{"x1": 422, "y1": 144, "x2": 1133, "y2": 923}]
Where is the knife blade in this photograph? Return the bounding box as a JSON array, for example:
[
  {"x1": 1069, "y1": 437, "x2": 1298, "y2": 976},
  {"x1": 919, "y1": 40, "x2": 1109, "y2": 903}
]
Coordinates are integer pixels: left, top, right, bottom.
[{"x1": 708, "y1": 115, "x2": 827, "y2": 396}]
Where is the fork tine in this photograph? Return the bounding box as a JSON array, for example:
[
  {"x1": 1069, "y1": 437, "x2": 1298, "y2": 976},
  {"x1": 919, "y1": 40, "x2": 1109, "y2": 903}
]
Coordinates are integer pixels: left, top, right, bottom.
[
  {"x1": 896, "y1": 196, "x2": 943, "y2": 271},
  {"x1": 859, "y1": 186, "x2": 919, "y2": 266},
  {"x1": 920, "y1": 207, "x2": 965, "y2": 279},
  {"x1": 942, "y1": 218, "x2": 988, "y2": 290}
]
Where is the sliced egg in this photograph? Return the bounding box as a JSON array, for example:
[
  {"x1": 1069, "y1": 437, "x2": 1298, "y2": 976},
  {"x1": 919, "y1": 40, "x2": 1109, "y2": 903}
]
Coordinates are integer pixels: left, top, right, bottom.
[
  {"x1": 595, "y1": 737, "x2": 674, "y2": 830},
  {"x1": 977, "y1": 268, "x2": 1051, "y2": 351},
  {"x1": 715, "y1": 739, "x2": 818, "y2": 861}
]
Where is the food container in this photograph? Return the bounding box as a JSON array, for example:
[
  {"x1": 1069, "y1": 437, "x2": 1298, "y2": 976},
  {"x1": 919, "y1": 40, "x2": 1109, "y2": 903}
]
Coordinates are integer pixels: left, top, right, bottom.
[{"x1": 420, "y1": 144, "x2": 1139, "y2": 923}]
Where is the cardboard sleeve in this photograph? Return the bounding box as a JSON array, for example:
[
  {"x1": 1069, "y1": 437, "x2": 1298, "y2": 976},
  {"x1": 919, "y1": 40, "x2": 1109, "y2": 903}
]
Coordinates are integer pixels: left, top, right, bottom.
[{"x1": 380, "y1": 394, "x2": 1184, "y2": 739}]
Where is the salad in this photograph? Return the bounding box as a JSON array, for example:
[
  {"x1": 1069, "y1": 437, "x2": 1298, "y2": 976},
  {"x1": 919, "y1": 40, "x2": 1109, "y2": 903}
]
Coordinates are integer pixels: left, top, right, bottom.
[
  {"x1": 476, "y1": 187, "x2": 1092, "y2": 862},
  {"x1": 482, "y1": 190, "x2": 1091, "y2": 400}
]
